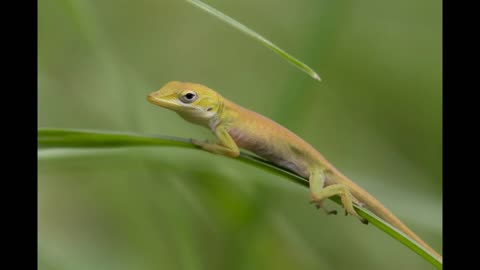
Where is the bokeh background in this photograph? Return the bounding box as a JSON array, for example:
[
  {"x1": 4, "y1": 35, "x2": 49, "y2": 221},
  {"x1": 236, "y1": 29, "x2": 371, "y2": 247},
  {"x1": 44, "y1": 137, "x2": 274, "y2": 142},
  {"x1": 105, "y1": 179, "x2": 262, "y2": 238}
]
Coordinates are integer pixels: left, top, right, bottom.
[{"x1": 38, "y1": 0, "x2": 442, "y2": 269}]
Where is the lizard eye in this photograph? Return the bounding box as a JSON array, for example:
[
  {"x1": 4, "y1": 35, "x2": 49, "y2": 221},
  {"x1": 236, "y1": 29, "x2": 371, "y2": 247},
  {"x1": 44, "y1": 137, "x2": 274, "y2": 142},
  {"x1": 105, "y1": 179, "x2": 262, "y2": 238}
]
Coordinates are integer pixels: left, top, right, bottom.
[{"x1": 179, "y1": 91, "x2": 198, "y2": 103}]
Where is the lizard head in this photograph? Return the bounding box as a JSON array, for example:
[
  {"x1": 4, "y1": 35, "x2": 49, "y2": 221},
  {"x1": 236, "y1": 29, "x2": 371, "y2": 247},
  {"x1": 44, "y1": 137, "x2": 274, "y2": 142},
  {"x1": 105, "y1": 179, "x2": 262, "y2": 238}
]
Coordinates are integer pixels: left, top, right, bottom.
[{"x1": 147, "y1": 81, "x2": 223, "y2": 126}]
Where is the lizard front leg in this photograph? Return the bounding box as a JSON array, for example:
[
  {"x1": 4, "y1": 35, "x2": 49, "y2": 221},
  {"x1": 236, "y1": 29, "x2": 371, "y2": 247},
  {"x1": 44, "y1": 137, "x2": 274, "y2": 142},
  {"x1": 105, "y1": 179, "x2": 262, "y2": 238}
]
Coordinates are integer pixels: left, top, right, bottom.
[{"x1": 192, "y1": 126, "x2": 240, "y2": 158}]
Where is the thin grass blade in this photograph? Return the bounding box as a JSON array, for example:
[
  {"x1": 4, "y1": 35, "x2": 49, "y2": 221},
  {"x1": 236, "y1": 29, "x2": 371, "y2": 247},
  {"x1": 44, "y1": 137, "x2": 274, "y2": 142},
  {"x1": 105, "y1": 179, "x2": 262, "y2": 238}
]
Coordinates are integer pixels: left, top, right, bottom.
[
  {"x1": 186, "y1": 0, "x2": 321, "y2": 81},
  {"x1": 38, "y1": 128, "x2": 441, "y2": 268}
]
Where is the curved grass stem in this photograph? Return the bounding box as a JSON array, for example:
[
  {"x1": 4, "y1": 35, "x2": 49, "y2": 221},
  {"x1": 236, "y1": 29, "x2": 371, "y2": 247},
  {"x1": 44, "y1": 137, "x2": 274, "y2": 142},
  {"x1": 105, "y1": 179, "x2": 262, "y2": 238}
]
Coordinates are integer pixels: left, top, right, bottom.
[{"x1": 38, "y1": 128, "x2": 441, "y2": 269}]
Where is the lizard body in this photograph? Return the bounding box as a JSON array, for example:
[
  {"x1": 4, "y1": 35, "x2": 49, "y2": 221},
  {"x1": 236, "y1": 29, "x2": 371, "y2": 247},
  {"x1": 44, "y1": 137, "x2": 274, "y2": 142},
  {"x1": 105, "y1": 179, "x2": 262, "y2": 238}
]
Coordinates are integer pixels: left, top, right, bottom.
[{"x1": 147, "y1": 81, "x2": 442, "y2": 261}]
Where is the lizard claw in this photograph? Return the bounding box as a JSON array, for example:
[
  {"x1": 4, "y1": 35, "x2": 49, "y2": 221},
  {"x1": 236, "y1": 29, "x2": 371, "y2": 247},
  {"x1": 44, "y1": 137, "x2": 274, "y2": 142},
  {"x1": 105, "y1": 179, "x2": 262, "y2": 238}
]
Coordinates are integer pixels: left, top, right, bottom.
[
  {"x1": 327, "y1": 209, "x2": 338, "y2": 215},
  {"x1": 343, "y1": 207, "x2": 368, "y2": 224},
  {"x1": 310, "y1": 200, "x2": 337, "y2": 215},
  {"x1": 344, "y1": 208, "x2": 368, "y2": 224}
]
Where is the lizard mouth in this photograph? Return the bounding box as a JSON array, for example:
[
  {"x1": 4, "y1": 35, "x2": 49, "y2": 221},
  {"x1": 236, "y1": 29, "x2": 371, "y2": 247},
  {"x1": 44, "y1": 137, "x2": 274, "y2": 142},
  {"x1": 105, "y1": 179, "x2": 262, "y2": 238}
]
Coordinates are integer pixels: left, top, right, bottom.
[{"x1": 147, "y1": 94, "x2": 179, "y2": 110}]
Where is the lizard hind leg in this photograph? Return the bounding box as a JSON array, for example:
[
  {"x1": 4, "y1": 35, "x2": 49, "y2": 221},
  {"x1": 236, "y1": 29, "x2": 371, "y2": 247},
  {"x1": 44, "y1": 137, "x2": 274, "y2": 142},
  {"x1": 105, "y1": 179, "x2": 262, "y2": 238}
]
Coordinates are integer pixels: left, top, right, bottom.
[{"x1": 309, "y1": 170, "x2": 368, "y2": 224}]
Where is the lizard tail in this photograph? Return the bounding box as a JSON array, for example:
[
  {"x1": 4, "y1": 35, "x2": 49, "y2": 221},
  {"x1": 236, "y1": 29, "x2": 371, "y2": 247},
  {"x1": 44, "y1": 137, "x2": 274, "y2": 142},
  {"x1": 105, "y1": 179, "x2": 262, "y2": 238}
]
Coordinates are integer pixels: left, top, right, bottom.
[{"x1": 332, "y1": 171, "x2": 443, "y2": 262}]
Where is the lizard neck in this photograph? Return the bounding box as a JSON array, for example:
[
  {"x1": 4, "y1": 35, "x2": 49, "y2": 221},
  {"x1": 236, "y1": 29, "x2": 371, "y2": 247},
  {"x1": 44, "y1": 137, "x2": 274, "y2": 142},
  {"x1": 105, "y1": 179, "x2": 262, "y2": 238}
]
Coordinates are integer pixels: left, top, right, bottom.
[{"x1": 207, "y1": 92, "x2": 227, "y2": 131}]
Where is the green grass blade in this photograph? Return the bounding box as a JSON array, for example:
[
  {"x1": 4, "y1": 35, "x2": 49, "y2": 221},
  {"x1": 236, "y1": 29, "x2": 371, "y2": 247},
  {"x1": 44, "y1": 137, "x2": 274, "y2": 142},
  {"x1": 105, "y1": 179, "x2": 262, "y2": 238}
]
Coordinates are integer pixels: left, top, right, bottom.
[
  {"x1": 38, "y1": 128, "x2": 193, "y2": 149},
  {"x1": 38, "y1": 128, "x2": 441, "y2": 268},
  {"x1": 186, "y1": 0, "x2": 321, "y2": 82}
]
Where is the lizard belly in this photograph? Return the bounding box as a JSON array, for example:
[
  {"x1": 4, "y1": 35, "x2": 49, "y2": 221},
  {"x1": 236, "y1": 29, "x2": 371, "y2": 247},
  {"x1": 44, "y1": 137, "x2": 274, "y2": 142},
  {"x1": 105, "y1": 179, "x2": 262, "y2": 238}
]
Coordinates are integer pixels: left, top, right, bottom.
[
  {"x1": 275, "y1": 159, "x2": 310, "y2": 179},
  {"x1": 228, "y1": 127, "x2": 310, "y2": 178}
]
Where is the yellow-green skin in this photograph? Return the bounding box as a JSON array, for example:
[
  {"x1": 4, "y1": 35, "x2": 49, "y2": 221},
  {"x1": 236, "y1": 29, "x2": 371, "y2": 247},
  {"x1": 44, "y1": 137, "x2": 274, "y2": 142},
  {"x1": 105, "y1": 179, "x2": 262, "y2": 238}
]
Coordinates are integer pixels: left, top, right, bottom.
[{"x1": 148, "y1": 81, "x2": 442, "y2": 261}]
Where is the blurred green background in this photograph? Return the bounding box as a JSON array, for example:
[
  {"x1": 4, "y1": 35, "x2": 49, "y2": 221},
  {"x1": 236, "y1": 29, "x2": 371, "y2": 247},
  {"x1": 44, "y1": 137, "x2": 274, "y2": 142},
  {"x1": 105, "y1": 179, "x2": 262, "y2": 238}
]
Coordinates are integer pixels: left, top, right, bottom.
[{"x1": 38, "y1": 0, "x2": 442, "y2": 269}]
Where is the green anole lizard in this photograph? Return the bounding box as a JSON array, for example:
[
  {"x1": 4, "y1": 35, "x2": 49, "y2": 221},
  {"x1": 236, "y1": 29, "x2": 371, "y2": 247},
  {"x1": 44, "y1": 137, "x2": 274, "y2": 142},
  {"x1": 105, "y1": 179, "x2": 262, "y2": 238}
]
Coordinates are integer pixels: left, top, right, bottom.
[{"x1": 147, "y1": 81, "x2": 442, "y2": 261}]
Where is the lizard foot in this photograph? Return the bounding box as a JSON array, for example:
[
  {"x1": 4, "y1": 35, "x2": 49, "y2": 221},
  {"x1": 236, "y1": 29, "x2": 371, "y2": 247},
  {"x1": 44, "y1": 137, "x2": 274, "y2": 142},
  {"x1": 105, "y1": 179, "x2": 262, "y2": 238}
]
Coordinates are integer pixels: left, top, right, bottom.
[
  {"x1": 310, "y1": 200, "x2": 338, "y2": 215},
  {"x1": 343, "y1": 208, "x2": 368, "y2": 224}
]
